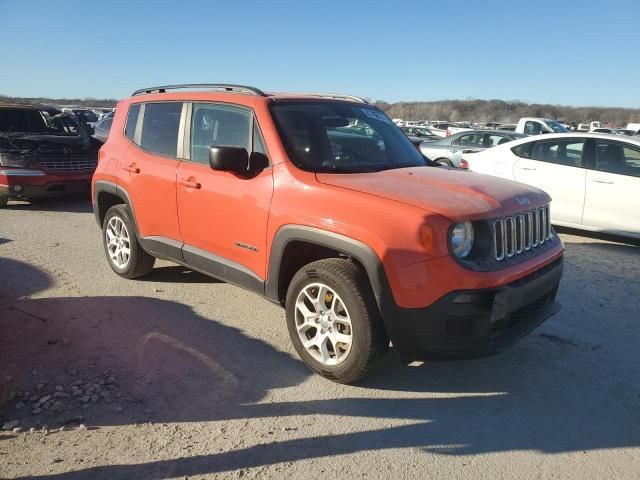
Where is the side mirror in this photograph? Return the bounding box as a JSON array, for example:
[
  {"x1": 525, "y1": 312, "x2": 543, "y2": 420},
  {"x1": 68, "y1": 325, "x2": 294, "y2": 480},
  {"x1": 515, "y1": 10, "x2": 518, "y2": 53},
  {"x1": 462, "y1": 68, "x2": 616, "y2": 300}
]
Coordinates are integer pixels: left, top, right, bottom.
[
  {"x1": 249, "y1": 152, "x2": 269, "y2": 172},
  {"x1": 209, "y1": 146, "x2": 249, "y2": 174}
]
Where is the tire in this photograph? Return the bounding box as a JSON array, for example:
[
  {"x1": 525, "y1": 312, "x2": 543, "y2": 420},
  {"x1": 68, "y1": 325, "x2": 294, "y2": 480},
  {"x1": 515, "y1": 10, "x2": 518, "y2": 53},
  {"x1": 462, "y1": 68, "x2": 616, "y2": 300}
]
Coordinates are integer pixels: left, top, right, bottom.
[
  {"x1": 285, "y1": 258, "x2": 388, "y2": 384},
  {"x1": 0, "y1": 195, "x2": 7, "y2": 207},
  {"x1": 435, "y1": 158, "x2": 453, "y2": 167},
  {"x1": 102, "y1": 204, "x2": 155, "y2": 279}
]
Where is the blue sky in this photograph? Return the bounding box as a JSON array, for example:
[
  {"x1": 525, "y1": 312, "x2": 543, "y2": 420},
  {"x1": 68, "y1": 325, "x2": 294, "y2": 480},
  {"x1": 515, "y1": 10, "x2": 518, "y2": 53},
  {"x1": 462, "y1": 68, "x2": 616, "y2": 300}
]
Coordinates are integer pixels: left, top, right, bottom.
[{"x1": 1, "y1": 0, "x2": 638, "y2": 107}]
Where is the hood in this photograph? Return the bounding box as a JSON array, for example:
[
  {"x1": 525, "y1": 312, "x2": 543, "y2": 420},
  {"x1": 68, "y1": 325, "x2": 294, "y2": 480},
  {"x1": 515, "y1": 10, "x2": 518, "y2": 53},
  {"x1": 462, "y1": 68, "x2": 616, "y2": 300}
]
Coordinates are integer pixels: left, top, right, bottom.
[
  {"x1": 316, "y1": 167, "x2": 550, "y2": 222},
  {"x1": 0, "y1": 134, "x2": 97, "y2": 154}
]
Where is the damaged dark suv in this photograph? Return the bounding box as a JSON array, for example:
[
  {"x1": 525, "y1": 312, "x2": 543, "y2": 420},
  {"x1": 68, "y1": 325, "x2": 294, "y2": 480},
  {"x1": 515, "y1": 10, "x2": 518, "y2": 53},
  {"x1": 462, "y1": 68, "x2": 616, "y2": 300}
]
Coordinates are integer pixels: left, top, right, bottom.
[{"x1": 0, "y1": 103, "x2": 100, "y2": 206}]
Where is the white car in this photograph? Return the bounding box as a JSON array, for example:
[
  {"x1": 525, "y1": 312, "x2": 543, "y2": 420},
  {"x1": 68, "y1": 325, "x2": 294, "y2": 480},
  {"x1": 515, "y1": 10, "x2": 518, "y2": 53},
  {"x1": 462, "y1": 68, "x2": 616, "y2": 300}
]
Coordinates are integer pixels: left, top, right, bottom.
[{"x1": 465, "y1": 133, "x2": 640, "y2": 239}]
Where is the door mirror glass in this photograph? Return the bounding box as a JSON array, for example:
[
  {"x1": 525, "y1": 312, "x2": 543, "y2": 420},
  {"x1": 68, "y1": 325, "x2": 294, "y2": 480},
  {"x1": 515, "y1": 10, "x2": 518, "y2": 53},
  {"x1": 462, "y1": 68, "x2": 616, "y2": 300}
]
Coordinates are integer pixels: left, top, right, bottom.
[{"x1": 209, "y1": 146, "x2": 249, "y2": 173}]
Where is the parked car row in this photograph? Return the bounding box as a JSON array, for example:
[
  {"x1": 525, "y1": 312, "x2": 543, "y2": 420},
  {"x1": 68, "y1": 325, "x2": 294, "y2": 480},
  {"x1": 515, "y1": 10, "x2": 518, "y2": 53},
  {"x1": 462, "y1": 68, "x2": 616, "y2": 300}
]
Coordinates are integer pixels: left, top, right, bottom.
[
  {"x1": 419, "y1": 130, "x2": 526, "y2": 167},
  {"x1": 464, "y1": 132, "x2": 640, "y2": 239}
]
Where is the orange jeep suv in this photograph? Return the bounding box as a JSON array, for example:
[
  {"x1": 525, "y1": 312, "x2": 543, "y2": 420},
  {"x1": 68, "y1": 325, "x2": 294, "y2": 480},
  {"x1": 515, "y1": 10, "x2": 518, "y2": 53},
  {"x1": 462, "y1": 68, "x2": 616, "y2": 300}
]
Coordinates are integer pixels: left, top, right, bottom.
[{"x1": 92, "y1": 84, "x2": 563, "y2": 383}]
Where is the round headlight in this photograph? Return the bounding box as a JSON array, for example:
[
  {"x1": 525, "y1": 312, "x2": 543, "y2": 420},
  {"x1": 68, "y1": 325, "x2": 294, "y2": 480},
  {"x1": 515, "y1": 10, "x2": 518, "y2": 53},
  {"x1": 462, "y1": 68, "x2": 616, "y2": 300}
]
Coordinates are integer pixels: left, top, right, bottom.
[{"x1": 450, "y1": 222, "x2": 474, "y2": 258}]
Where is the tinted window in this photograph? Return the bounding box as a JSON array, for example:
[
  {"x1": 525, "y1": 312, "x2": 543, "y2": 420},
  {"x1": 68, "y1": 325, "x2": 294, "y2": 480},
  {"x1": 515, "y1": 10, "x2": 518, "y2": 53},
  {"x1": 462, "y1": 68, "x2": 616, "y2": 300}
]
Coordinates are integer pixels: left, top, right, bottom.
[
  {"x1": 530, "y1": 139, "x2": 585, "y2": 167},
  {"x1": 0, "y1": 109, "x2": 45, "y2": 132},
  {"x1": 486, "y1": 134, "x2": 511, "y2": 147},
  {"x1": 140, "y1": 102, "x2": 182, "y2": 157},
  {"x1": 453, "y1": 133, "x2": 484, "y2": 147},
  {"x1": 512, "y1": 143, "x2": 533, "y2": 158},
  {"x1": 190, "y1": 103, "x2": 251, "y2": 164},
  {"x1": 524, "y1": 121, "x2": 543, "y2": 135},
  {"x1": 595, "y1": 140, "x2": 640, "y2": 177},
  {"x1": 125, "y1": 104, "x2": 140, "y2": 141}
]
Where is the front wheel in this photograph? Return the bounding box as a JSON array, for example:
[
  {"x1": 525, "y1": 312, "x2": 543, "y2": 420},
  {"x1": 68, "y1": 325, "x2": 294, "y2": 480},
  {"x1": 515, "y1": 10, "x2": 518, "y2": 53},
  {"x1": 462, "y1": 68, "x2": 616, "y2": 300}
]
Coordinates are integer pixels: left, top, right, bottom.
[
  {"x1": 285, "y1": 258, "x2": 388, "y2": 384},
  {"x1": 102, "y1": 204, "x2": 155, "y2": 278}
]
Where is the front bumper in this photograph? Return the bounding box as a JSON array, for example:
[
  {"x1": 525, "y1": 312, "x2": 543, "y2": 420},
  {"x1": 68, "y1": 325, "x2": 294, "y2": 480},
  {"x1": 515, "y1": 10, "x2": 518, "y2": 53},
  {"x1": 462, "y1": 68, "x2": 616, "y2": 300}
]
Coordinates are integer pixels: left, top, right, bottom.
[
  {"x1": 384, "y1": 256, "x2": 563, "y2": 361},
  {"x1": 0, "y1": 170, "x2": 92, "y2": 199}
]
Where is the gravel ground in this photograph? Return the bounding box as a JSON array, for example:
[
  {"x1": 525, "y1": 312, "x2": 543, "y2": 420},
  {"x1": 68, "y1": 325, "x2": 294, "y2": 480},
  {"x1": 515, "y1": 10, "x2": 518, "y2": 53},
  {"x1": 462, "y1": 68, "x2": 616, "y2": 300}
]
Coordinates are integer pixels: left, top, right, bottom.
[{"x1": 0, "y1": 197, "x2": 638, "y2": 479}]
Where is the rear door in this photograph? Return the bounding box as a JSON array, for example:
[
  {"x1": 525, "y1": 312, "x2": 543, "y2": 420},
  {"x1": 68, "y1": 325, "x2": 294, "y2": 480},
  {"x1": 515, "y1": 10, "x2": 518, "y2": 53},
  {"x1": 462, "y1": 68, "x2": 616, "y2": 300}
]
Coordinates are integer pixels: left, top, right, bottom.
[
  {"x1": 176, "y1": 102, "x2": 273, "y2": 283},
  {"x1": 119, "y1": 102, "x2": 184, "y2": 242},
  {"x1": 583, "y1": 139, "x2": 640, "y2": 235},
  {"x1": 512, "y1": 137, "x2": 587, "y2": 225}
]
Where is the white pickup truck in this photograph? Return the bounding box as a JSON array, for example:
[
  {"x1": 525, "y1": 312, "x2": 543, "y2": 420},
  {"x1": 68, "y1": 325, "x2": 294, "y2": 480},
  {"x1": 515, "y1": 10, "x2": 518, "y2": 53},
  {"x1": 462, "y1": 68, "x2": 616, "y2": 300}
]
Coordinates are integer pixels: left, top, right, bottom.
[{"x1": 515, "y1": 117, "x2": 569, "y2": 135}]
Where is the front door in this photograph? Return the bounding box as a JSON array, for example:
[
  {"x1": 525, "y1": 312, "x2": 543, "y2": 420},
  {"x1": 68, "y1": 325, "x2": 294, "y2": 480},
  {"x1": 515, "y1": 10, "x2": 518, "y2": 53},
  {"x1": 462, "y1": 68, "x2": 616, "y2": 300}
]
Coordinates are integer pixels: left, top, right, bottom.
[{"x1": 176, "y1": 102, "x2": 273, "y2": 285}]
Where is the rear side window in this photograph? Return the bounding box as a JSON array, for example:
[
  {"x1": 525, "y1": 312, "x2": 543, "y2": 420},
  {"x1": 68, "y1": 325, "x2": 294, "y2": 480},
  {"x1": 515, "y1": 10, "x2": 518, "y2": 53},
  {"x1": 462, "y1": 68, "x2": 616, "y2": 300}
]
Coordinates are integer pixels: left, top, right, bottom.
[
  {"x1": 190, "y1": 103, "x2": 252, "y2": 164},
  {"x1": 530, "y1": 139, "x2": 585, "y2": 167},
  {"x1": 595, "y1": 140, "x2": 640, "y2": 177},
  {"x1": 140, "y1": 103, "x2": 183, "y2": 157},
  {"x1": 124, "y1": 104, "x2": 140, "y2": 140},
  {"x1": 453, "y1": 133, "x2": 483, "y2": 147},
  {"x1": 486, "y1": 134, "x2": 511, "y2": 147},
  {"x1": 512, "y1": 142, "x2": 533, "y2": 158}
]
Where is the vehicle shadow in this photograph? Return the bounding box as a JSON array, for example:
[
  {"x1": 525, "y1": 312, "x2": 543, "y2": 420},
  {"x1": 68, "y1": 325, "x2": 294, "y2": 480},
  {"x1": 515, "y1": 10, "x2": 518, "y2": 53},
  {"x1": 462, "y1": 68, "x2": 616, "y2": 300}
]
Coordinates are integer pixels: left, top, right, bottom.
[
  {"x1": 2, "y1": 196, "x2": 92, "y2": 214},
  {"x1": 142, "y1": 265, "x2": 222, "y2": 284},
  {"x1": 555, "y1": 226, "x2": 640, "y2": 247},
  {"x1": 2, "y1": 255, "x2": 638, "y2": 479}
]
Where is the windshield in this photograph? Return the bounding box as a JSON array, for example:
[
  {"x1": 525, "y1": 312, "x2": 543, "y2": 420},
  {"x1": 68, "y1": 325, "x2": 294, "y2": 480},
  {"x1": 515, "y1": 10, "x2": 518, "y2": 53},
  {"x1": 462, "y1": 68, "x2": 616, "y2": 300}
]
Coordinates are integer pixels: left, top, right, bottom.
[
  {"x1": 546, "y1": 120, "x2": 568, "y2": 133},
  {"x1": 270, "y1": 102, "x2": 427, "y2": 173},
  {"x1": 0, "y1": 108, "x2": 81, "y2": 136}
]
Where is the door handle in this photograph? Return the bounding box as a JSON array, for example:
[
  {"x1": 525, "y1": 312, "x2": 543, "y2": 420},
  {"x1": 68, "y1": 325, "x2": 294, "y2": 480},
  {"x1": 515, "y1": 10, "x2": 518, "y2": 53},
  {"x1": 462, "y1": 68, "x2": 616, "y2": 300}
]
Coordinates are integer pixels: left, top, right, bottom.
[
  {"x1": 518, "y1": 167, "x2": 536, "y2": 171},
  {"x1": 122, "y1": 164, "x2": 140, "y2": 174},
  {"x1": 179, "y1": 178, "x2": 201, "y2": 189},
  {"x1": 592, "y1": 179, "x2": 613, "y2": 184}
]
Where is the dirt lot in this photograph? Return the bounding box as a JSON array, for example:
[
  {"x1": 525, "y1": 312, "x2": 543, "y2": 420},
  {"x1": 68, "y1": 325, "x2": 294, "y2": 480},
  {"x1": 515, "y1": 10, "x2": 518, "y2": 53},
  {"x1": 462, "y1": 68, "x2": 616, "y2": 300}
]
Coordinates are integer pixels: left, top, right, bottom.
[{"x1": 1, "y1": 197, "x2": 639, "y2": 479}]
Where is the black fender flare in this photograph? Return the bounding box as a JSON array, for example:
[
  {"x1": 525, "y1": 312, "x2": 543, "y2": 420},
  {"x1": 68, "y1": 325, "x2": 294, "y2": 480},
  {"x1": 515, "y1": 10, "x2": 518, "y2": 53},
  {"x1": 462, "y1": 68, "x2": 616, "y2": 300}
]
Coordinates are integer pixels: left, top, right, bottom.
[
  {"x1": 264, "y1": 225, "x2": 396, "y2": 314},
  {"x1": 93, "y1": 180, "x2": 139, "y2": 234}
]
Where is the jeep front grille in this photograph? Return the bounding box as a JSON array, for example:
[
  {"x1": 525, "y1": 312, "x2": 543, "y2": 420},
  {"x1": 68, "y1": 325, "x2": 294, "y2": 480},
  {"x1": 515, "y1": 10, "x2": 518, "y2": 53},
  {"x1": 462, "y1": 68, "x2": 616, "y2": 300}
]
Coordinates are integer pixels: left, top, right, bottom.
[{"x1": 493, "y1": 205, "x2": 552, "y2": 261}]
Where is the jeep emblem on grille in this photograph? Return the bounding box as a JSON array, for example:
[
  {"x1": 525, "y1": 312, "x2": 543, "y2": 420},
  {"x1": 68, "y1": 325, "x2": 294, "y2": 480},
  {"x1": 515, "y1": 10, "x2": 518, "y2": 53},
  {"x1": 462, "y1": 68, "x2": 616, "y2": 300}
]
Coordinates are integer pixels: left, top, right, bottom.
[{"x1": 515, "y1": 196, "x2": 530, "y2": 206}]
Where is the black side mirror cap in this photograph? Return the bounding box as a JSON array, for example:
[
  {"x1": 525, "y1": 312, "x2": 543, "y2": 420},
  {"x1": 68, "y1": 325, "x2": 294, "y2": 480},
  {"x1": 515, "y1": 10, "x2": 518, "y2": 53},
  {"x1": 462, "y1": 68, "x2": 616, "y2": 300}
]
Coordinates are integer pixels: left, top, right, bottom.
[
  {"x1": 249, "y1": 152, "x2": 269, "y2": 172},
  {"x1": 209, "y1": 146, "x2": 249, "y2": 173}
]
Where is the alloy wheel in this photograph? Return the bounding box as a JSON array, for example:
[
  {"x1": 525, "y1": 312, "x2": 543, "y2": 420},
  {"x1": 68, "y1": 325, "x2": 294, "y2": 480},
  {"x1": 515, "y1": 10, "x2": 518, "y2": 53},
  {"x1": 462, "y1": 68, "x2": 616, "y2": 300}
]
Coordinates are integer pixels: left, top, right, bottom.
[{"x1": 294, "y1": 282, "x2": 353, "y2": 366}]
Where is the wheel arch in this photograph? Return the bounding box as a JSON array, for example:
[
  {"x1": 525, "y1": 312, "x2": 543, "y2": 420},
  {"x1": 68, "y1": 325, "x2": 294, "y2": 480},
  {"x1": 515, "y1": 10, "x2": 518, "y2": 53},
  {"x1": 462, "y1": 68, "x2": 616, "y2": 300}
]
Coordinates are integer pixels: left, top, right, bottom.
[
  {"x1": 93, "y1": 180, "x2": 138, "y2": 233},
  {"x1": 265, "y1": 226, "x2": 393, "y2": 313}
]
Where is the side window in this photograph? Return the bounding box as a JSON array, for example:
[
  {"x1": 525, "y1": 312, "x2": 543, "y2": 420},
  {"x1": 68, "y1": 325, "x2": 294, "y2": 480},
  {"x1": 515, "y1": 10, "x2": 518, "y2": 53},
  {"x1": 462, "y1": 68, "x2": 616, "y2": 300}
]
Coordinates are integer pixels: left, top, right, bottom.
[
  {"x1": 190, "y1": 103, "x2": 252, "y2": 164},
  {"x1": 486, "y1": 134, "x2": 509, "y2": 147},
  {"x1": 453, "y1": 133, "x2": 483, "y2": 147},
  {"x1": 530, "y1": 139, "x2": 585, "y2": 167},
  {"x1": 595, "y1": 140, "x2": 640, "y2": 178},
  {"x1": 252, "y1": 118, "x2": 267, "y2": 156},
  {"x1": 124, "y1": 104, "x2": 140, "y2": 140},
  {"x1": 512, "y1": 142, "x2": 533, "y2": 158},
  {"x1": 523, "y1": 121, "x2": 542, "y2": 135},
  {"x1": 139, "y1": 102, "x2": 183, "y2": 157}
]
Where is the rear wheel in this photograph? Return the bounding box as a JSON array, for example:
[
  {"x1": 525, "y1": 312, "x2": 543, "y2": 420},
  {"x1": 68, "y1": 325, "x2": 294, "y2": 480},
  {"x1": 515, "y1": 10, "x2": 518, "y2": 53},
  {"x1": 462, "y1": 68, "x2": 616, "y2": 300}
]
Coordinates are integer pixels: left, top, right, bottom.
[
  {"x1": 102, "y1": 204, "x2": 155, "y2": 278},
  {"x1": 0, "y1": 195, "x2": 7, "y2": 207},
  {"x1": 285, "y1": 258, "x2": 388, "y2": 384}
]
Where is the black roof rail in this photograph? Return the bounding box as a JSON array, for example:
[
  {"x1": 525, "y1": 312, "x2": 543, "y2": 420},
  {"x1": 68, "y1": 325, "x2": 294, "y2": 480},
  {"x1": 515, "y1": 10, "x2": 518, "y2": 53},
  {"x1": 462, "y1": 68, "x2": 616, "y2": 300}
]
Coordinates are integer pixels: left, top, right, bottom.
[
  {"x1": 291, "y1": 93, "x2": 369, "y2": 104},
  {"x1": 131, "y1": 84, "x2": 266, "y2": 97}
]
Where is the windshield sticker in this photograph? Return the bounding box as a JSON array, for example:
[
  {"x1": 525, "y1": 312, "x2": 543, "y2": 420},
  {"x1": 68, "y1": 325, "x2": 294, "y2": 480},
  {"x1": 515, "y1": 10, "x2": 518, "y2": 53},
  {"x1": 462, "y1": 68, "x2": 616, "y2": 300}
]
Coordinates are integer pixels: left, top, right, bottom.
[{"x1": 361, "y1": 108, "x2": 391, "y2": 124}]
